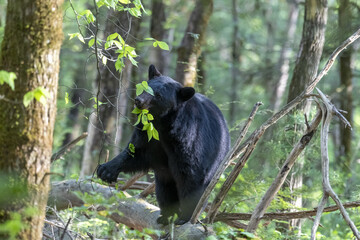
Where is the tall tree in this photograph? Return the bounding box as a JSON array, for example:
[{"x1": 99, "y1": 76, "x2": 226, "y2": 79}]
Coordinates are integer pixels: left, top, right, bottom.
[
  {"x1": 0, "y1": 0, "x2": 64, "y2": 239},
  {"x1": 80, "y1": 11, "x2": 141, "y2": 177},
  {"x1": 175, "y1": 0, "x2": 213, "y2": 86},
  {"x1": 270, "y1": 0, "x2": 299, "y2": 112},
  {"x1": 338, "y1": 0, "x2": 353, "y2": 172},
  {"x1": 286, "y1": 0, "x2": 328, "y2": 233},
  {"x1": 229, "y1": 0, "x2": 242, "y2": 125}
]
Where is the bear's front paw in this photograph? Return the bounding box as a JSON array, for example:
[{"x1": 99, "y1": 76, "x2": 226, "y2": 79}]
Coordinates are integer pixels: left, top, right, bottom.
[
  {"x1": 156, "y1": 215, "x2": 170, "y2": 225},
  {"x1": 97, "y1": 163, "x2": 119, "y2": 183},
  {"x1": 174, "y1": 218, "x2": 188, "y2": 225}
]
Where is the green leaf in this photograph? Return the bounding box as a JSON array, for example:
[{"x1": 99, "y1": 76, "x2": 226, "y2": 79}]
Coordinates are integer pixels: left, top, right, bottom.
[
  {"x1": 104, "y1": 40, "x2": 112, "y2": 50},
  {"x1": 107, "y1": 32, "x2": 119, "y2": 41},
  {"x1": 113, "y1": 40, "x2": 123, "y2": 50},
  {"x1": 0, "y1": 70, "x2": 16, "y2": 90},
  {"x1": 136, "y1": 83, "x2": 144, "y2": 96},
  {"x1": 134, "y1": 114, "x2": 141, "y2": 126},
  {"x1": 142, "y1": 124, "x2": 149, "y2": 131},
  {"x1": 102, "y1": 56, "x2": 107, "y2": 65},
  {"x1": 157, "y1": 41, "x2": 169, "y2": 50},
  {"x1": 115, "y1": 59, "x2": 124, "y2": 72},
  {"x1": 141, "y1": 114, "x2": 148, "y2": 125},
  {"x1": 33, "y1": 87, "x2": 50, "y2": 106},
  {"x1": 23, "y1": 91, "x2": 34, "y2": 107},
  {"x1": 141, "y1": 81, "x2": 148, "y2": 89},
  {"x1": 119, "y1": 0, "x2": 131, "y2": 4},
  {"x1": 77, "y1": 34, "x2": 85, "y2": 44},
  {"x1": 153, "y1": 128, "x2": 159, "y2": 140},
  {"x1": 131, "y1": 107, "x2": 142, "y2": 114},
  {"x1": 147, "y1": 113, "x2": 154, "y2": 121},
  {"x1": 88, "y1": 38, "x2": 95, "y2": 47},
  {"x1": 147, "y1": 128, "x2": 153, "y2": 141},
  {"x1": 145, "y1": 87, "x2": 154, "y2": 96},
  {"x1": 78, "y1": 10, "x2": 96, "y2": 23},
  {"x1": 144, "y1": 37, "x2": 155, "y2": 41},
  {"x1": 65, "y1": 92, "x2": 69, "y2": 104},
  {"x1": 128, "y1": 143, "x2": 135, "y2": 153},
  {"x1": 128, "y1": 55, "x2": 138, "y2": 66},
  {"x1": 153, "y1": 42, "x2": 158, "y2": 48}
]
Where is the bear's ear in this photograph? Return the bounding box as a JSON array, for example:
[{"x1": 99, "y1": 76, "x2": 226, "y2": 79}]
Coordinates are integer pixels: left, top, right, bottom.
[
  {"x1": 148, "y1": 64, "x2": 162, "y2": 80},
  {"x1": 178, "y1": 87, "x2": 195, "y2": 102}
]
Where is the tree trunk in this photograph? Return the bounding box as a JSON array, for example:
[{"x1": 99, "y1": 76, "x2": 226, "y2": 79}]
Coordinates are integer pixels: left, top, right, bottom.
[
  {"x1": 149, "y1": 0, "x2": 170, "y2": 75},
  {"x1": 287, "y1": 0, "x2": 328, "y2": 104},
  {"x1": 285, "y1": 0, "x2": 328, "y2": 234},
  {"x1": 0, "y1": 0, "x2": 63, "y2": 239},
  {"x1": 175, "y1": 0, "x2": 213, "y2": 87},
  {"x1": 80, "y1": 11, "x2": 141, "y2": 177},
  {"x1": 229, "y1": 0, "x2": 242, "y2": 126},
  {"x1": 338, "y1": 0, "x2": 353, "y2": 172},
  {"x1": 270, "y1": 0, "x2": 299, "y2": 112}
]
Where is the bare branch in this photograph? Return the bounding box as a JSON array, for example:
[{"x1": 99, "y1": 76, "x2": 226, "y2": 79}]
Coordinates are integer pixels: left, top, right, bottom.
[
  {"x1": 214, "y1": 200, "x2": 360, "y2": 222},
  {"x1": 310, "y1": 89, "x2": 360, "y2": 239},
  {"x1": 120, "y1": 172, "x2": 147, "y2": 191},
  {"x1": 138, "y1": 181, "x2": 156, "y2": 199},
  {"x1": 246, "y1": 111, "x2": 322, "y2": 232},
  {"x1": 51, "y1": 133, "x2": 88, "y2": 162}
]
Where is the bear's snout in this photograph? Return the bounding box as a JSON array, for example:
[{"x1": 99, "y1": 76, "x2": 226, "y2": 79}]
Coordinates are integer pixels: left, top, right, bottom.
[
  {"x1": 134, "y1": 97, "x2": 143, "y2": 108},
  {"x1": 135, "y1": 94, "x2": 152, "y2": 109}
]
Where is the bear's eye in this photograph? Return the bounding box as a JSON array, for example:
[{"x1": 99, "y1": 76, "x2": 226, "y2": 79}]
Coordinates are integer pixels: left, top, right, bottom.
[{"x1": 155, "y1": 92, "x2": 161, "y2": 99}]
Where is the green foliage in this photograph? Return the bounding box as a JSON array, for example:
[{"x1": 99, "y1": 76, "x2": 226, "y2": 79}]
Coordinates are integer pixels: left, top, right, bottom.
[
  {"x1": 131, "y1": 81, "x2": 159, "y2": 141},
  {"x1": 0, "y1": 70, "x2": 16, "y2": 90},
  {"x1": 132, "y1": 107, "x2": 159, "y2": 141},
  {"x1": 144, "y1": 37, "x2": 170, "y2": 51},
  {"x1": 23, "y1": 87, "x2": 50, "y2": 107},
  {"x1": 135, "y1": 80, "x2": 154, "y2": 96}
]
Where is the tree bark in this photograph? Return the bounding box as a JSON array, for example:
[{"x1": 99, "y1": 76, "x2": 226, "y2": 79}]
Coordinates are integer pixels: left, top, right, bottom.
[
  {"x1": 0, "y1": 0, "x2": 63, "y2": 239},
  {"x1": 285, "y1": 0, "x2": 328, "y2": 233},
  {"x1": 338, "y1": 0, "x2": 353, "y2": 173},
  {"x1": 229, "y1": 0, "x2": 242, "y2": 126},
  {"x1": 287, "y1": 0, "x2": 328, "y2": 103},
  {"x1": 149, "y1": 0, "x2": 170, "y2": 75},
  {"x1": 80, "y1": 11, "x2": 141, "y2": 177},
  {"x1": 175, "y1": 0, "x2": 213, "y2": 86}
]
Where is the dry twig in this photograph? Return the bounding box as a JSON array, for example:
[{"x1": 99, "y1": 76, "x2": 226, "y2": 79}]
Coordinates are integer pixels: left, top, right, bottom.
[
  {"x1": 310, "y1": 88, "x2": 359, "y2": 240},
  {"x1": 214, "y1": 200, "x2": 360, "y2": 222},
  {"x1": 51, "y1": 132, "x2": 88, "y2": 162}
]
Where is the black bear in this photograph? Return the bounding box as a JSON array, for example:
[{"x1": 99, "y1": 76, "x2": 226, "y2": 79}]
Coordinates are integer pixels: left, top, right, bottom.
[{"x1": 97, "y1": 65, "x2": 230, "y2": 225}]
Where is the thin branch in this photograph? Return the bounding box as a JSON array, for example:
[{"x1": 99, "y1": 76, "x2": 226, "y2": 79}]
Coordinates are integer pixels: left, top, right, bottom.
[
  {"x1": 120, "y1": 172, "x2": 147, "y2": 191},
  {"x1": 246, "y1": 111, "x2": 322, "y2": 232},
  {"x1": 214, "y1": 200, "x2": 360, "y2": 222},
  {"x1": 138, "y1": 181, "x2": 156, "y2": 199},
  {"x1": 191, "y1": 102, "x2": 262, "y2": 224},
  {"x1": 310, "y1": 89, "x2": 360, "y2": 239},
  {"x1": 51, "y1": 133, "x2": 88, "y2": 162}
]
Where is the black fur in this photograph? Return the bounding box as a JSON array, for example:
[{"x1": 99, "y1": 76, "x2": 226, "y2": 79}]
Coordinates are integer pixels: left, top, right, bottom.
[{"x1": 97, "y1": 65, "x2": 230, "y2": 225}]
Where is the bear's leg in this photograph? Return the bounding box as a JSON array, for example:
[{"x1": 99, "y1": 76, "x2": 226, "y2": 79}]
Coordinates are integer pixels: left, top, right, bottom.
[
  {"x1": 155, "y1": 174, "x2": 180, "y2": 225},
  {"x1": 176, "y1": 184, "x2": 205, "y2": 225}
]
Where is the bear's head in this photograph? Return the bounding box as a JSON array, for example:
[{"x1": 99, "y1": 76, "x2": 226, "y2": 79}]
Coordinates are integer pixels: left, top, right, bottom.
[{"x1": 134, "y1": 65, "x2": 195, "y2": 117}]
